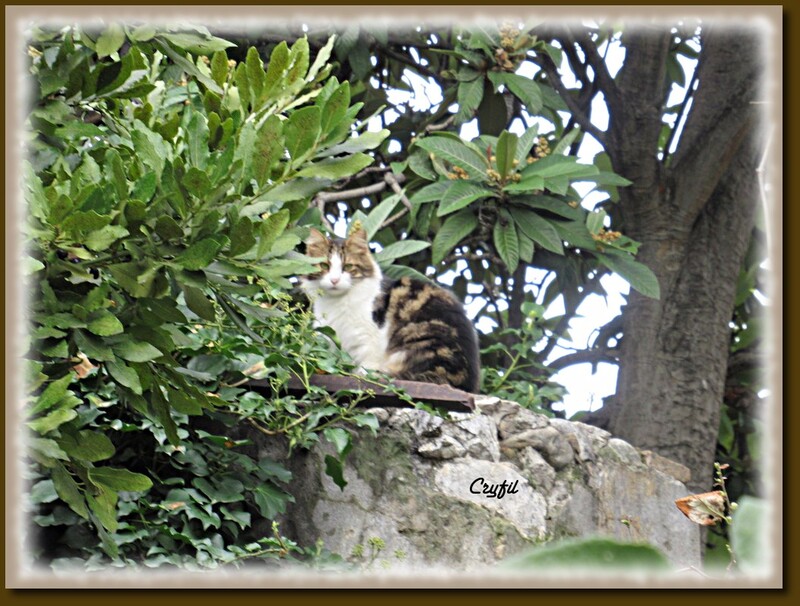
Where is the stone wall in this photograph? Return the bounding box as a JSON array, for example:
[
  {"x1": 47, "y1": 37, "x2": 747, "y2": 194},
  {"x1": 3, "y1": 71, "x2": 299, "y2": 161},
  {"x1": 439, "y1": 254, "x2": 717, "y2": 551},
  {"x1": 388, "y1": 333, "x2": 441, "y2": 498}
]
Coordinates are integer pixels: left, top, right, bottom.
[{"x1": 258, "y1": 396, "x2": 701, "y2": 572}]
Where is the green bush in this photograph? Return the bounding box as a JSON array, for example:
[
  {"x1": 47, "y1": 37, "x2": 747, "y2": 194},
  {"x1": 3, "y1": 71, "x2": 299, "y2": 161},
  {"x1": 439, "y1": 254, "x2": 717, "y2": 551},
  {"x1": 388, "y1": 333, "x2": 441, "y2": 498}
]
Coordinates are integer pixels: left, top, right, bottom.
[{"x1": 23, "y1": 25, "x2": 393, "y2": 570}]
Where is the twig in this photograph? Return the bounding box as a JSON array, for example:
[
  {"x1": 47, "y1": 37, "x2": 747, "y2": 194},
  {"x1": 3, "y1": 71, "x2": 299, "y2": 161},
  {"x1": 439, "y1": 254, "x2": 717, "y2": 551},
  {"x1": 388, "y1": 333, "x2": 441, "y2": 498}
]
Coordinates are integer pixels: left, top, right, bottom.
[
  {"x1": 425, "y1": 114, "x2": 456, "y2": 133},
  {"x1": 532, "y1": 54, "x2": 608, "y2": 147}
]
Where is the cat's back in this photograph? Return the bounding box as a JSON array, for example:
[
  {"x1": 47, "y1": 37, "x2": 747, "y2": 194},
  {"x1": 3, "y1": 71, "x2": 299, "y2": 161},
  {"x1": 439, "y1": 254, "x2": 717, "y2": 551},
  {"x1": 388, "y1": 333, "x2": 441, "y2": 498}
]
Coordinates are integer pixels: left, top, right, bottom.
[{"x1": 373, "y1": 276, "x2": 480, "y2": 393}]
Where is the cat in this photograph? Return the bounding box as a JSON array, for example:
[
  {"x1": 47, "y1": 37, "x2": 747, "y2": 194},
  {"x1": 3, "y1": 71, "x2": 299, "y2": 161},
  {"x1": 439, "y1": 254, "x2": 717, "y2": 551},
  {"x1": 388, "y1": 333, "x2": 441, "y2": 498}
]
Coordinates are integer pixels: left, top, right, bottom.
[{"x1": 300, "y1": 225, "x2": 480, "y2": 393}]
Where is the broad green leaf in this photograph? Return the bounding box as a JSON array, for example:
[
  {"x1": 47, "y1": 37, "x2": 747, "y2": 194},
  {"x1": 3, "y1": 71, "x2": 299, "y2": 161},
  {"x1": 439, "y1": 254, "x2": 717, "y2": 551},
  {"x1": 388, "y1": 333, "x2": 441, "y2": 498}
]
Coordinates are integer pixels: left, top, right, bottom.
[
  {"x1": 522, "y1": 154, "x2": 599, "y2": 180},
  {"x1": 253, "y1": 483, "x2": 291, "y2": 518},
  {"x1": 210, "y1": 50, "x2": 229, "y2": 87},
  {"x1": 495, "y1": 130, "x2": 518, "y2": 180},
  {"x1": 500, "y1": 537, "x2": 670, "y2": 571},
  {"x1": 89, "y1": 467, "x2": 153, "y2": 492},
  {"x1": 84, "y1": 225, "x2": 129, "y2": 252},
  {"x1": 87, "y1": 310, "x2": 124, "y2": 336},
  {"x1": 489, "y1": 72, "x2": 543, "y2": 114},
  {"x1": 518, "y1": 231, "x2": 535, "y2": 263},
  {"x1": 106, "y1": 359, "x2": 142, "y2": 395},
  {"x1": 515, "y1": 124, "x2": 540, "y2": 165},
  {"x1": 59, "y1": 430, "x2": 115, "y2": 462},
  {"x1": 597, "y1": 251, "x2": 661, "y2": 299},
  {"x1": 503, "y1": 174, "x2": 545, "y2": 193},
  {"x1": 576, "y1": 171, "x2": 633, "y2": 187},
  {"x1": 29, "y1": 439, "x2": 69, "y2": 465},
  {"x1": 258, "y1": 177, "x2": 332, "y2": 203},
  {"x1": 374, "y1": 240, "x2": 430, "y2": 265},
  {"x1": 193, "y1": 477, "x2": 245, "y2": 503},
  {"x1": 159, "y1": 32, "x2": 235, "y2": 55},
  {"x1": 245, "y1": 46, "x2": 265, "y2": 104},
  {"x1": 730, "y1": 496, "x2": 770, "y2": 575},
  {"x1": 28, "y1": 408, "x2": 78, "y2": 435},
  {"x1": 30, "y1": 374, "x2": 73, "y2": 416},
  {"x1": 295, "y1": 153, "x2": 373, "y2": 180},
  {"x1": 456, "y1": 77, "x2": 484, "y2": 123},
  {"x1": 307, "y1": 35, "x2": 337, "y2": 83},
  {"x1": 113, "y1": 339, "x2": 164, "y2": 363},
  {"x1": 153, "y1": 39, "x2": 223, "y2": 94},
  {"x1": 176, "y1": 238, "x2": 223, "y2": 270},
  {"x1": 316, "y1": 129, "x2": 389, "y2": 158},
  {"x1": 285, "y1": 106, "x2": 321, "y2": 164},
  {"x1": 323, "y1": 427, "x2": 351, "y2": 457},
  {"x1": 181, "y1": 167, "x2": 212, "y2": 199},
  {"x1": 52, "y1": 463, "x2": 88, "y2": 519},
  {"x1": 551, "y1": 126, "x2": 580, "y2": 156},
  {"x1": 509, "y1": 207, "x2": 564, "y2": 255},
  {"x1": 96, "y1": 24, "x2": 125, "y2": 58},
  {"x1": 322, "y1": 82, "x2": 350, "y2": 141},
  {"x1": 131, "y1": 122, "x2": 168, "y2": 179},
  {"x1": 410, "y1": 180, "x2": 454, "y2": 206},
  {"x1": 185, "y1": 113, "x2": 210, "y2": 169},
  {"x1": 87, "y1": 489, "x2": 118, "y2": 533},
  {"x1": 257, "y1": 209, "x2": 290, "y2": 258},
  {"x1": 437, "y1": 181, "x2": 495, "y2": 216},
  {"x1": 362, "y1": 193, "x2": 401, "y2": 239},
  {"x1": 253, "y1": 115, "x2": 284, "y2": 186},
  {"x1": 415, "y1": 135, "x2": 489, "y2": 181},
  {"x1": 324, "y1": 454, "x2": 347, "y2": 490},
  {"x1": 132, "y1": 171, "x2": 157, "y2": 202},
  {"x1": 229, "y1": 216, "x2": 256, "y2": 257},
  {"x1": 586, "y1": 209, "x2": 607, "y2": 235},
  {"x1": 494, "y1": 210, "x2": 520, "y2": 272},
  {"x1": 182, "y1": 285, "x2": 216, "y2": 321},
  {"x1": 432, "y1": 209, "x2": 478, "y2": 264},
  {"x1": 263, "y1": 41, "x2": 290, "y2": 95}
]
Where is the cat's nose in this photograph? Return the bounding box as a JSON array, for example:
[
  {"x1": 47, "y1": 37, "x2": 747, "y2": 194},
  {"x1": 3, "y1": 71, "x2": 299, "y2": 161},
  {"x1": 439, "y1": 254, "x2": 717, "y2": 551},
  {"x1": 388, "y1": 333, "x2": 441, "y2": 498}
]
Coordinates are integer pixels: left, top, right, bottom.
[{"x1": 330, "y1": 277, "x2": 340, "y2": 285}]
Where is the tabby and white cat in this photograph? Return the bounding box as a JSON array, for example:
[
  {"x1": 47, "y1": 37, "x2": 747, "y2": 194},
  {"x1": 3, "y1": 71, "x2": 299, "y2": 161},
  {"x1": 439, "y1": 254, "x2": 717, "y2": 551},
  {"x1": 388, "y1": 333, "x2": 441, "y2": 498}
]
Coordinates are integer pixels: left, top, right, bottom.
[{"x1": 300, "y1": 226, "x2": 480, "y2": 393}]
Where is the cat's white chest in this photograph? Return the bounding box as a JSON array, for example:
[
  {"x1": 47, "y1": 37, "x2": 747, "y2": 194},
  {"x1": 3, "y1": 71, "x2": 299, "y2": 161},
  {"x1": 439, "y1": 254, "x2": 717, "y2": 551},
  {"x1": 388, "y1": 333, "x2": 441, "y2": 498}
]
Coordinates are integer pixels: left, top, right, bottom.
[{"x1": 311, "y1": 278, "x2": 389, "y2": 370}]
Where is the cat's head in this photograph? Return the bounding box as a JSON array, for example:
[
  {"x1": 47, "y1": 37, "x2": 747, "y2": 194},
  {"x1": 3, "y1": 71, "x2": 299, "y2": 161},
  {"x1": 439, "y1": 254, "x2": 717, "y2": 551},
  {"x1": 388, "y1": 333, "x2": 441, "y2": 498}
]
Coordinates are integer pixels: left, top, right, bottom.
[{"x1": 301, "y1": 226, "x2": 380, "y2": 296}]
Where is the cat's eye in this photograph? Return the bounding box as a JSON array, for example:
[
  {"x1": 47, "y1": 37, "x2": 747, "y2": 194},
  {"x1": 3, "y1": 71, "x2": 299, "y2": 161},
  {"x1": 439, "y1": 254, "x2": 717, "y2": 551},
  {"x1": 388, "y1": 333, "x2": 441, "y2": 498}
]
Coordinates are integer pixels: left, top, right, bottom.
[
  {"x1": 344, "y1": 263, "x2": 357, "y2": 272},
  {"x1": 319, "y1": 262, "x2": 330, "y2": 271}
]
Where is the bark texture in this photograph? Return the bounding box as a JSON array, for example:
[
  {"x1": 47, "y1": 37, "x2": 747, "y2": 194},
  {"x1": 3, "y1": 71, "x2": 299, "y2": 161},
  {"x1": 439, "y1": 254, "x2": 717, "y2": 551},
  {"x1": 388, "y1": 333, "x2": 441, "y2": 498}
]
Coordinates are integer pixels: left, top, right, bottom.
[{"x1": 604, "y1": 27, "x2": 763, "y2": 491}]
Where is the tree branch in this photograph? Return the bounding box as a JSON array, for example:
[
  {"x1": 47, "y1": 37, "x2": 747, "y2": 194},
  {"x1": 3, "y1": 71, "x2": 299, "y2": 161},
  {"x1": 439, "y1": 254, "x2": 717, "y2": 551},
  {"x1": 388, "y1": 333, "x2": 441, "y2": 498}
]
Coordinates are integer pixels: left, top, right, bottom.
[
  {"x1": 547, "y1": 348, "x2": 620, "y2": 372},
  {"x1": 531, "y1": 53, "x2": 608, "y2": 147},
  {"x1": 668, "y1": 27, "x2": 761, "y2": 226}
]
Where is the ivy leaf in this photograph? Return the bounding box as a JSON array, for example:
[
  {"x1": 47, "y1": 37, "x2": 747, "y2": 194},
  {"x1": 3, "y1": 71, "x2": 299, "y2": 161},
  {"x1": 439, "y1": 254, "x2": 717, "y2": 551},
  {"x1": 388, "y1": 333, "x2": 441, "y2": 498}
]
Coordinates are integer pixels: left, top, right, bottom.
[
  {"x1": 193, "y1": 477, "x2": 245, "y2": 503},
  {"x1": 324, "y1": 454, "x2": 347, "y2": 490},
  {"x1": 30, "y1": 374, "x2": 73, "y2": 416},
  {"x1": 432, "y1": 209, "x2": 478, "y2": 265},
  {"x1": 323, "y1": 428, "x2": 352, "y2": 457},
  {"x1": 253, "y1": 484, "x2": 292, "y2": 518}
]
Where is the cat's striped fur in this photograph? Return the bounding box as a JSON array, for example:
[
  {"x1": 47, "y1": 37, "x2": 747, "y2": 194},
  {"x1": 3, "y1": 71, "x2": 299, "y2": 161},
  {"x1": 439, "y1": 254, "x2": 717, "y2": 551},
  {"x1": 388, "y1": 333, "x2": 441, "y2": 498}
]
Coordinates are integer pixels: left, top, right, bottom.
[{"x1": 300, "y1": 227, "x2": 480, "y2": 393}]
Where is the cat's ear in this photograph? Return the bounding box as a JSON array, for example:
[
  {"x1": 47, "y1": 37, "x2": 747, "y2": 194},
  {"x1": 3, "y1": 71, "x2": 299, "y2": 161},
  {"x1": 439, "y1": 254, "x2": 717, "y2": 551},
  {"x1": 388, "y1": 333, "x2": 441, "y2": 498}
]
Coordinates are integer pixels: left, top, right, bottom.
[
  {"x1": 305, "y1": 227, "x2": 328, "y2": 247},
  {"x1": 347, "y1": 221, "x2": 368, "y2": 244}
]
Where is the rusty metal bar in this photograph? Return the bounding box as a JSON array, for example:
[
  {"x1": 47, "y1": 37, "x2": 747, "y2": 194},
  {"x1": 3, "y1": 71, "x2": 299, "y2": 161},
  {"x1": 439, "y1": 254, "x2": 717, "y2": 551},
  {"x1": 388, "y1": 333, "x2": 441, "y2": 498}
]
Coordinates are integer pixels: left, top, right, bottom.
[{"x1": 244, "y1": 374, "x2": 475, "y2": 413}]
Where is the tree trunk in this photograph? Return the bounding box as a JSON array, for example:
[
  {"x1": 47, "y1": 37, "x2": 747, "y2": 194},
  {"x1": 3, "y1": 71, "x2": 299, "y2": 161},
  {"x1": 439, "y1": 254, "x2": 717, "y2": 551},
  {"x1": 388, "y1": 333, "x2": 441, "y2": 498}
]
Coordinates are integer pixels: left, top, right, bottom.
[{"x1": 605, "y1": 27, "x2": 763, "y2": 492}]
